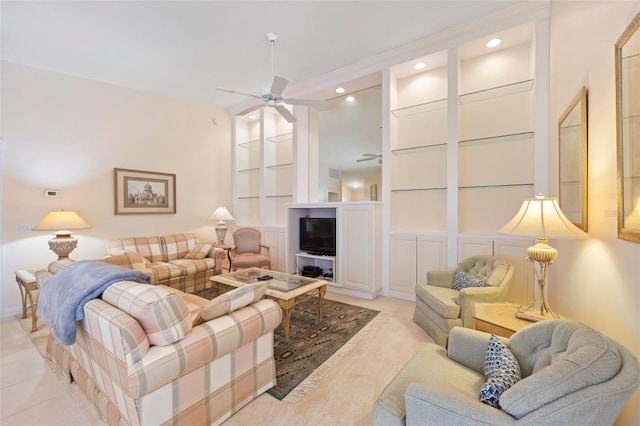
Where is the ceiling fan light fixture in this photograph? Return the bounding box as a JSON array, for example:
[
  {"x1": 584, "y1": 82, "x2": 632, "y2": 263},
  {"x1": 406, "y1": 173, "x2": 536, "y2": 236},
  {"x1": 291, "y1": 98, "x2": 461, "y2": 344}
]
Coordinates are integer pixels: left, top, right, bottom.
[{"x1": 216, "y1": 32, "x2": 325, "y2": 124}]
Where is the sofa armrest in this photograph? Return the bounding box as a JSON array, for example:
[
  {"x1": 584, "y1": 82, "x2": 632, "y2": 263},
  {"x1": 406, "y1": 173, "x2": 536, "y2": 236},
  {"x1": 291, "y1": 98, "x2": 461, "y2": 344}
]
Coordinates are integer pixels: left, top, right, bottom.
[
  {"x1": 447, "y1": 327, "x2": 508, "y2": 374},
  {"x1": 127, "y1": 298, "x2": 282, "y2": 399},
  {"x1": 427, "y1": 270, "x2": 455, "y2": 288},
  {"x1": 208, "y1": 245, "x2": 227, "y2": 275},
  {"x1": 405, "y1": 382, "x2": 514, "y2": 425}
]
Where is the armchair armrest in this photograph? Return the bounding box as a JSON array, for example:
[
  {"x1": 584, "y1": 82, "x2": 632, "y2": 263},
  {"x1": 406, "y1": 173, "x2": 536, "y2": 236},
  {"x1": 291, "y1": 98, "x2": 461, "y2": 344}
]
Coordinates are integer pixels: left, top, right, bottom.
[
  {"x1": 457, "y1": 285, "x2": 505, "y2": 327},
  {"x1": 405, "y1": 382, "x2": 514, "y2": 425},
  {"x1": 426, "y1": 270, "x2": 455, "y2": 288},
  {"x1": 447, "y1": 327, "x2": 509, "y2": 374},
  {"x1": 260, "y1": 244, "x2": 270, "y2": 256}
]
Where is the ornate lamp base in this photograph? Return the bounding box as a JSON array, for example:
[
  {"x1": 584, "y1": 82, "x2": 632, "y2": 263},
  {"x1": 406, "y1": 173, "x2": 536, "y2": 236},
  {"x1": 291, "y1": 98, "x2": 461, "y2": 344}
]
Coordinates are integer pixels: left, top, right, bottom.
[
  {"x1": 48, "y1": 233, "x2": 78, "y2": 259},
  {"x1": 215, "y1": 223, "x2": 228, "y2": 246},
  {"x1": 516, "y1": 237, "x2": 561, "y2": 322}
]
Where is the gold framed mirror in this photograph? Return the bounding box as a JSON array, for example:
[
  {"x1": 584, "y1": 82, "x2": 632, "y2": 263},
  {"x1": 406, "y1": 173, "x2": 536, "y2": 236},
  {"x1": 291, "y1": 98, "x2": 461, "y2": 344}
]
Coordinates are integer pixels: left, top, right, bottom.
[
  {"x1": 559, "y1": 86, "x2": 588, "y2": 231},
  {"x1": 616, "y1": 11, "x2": 640, "y2": 242}
]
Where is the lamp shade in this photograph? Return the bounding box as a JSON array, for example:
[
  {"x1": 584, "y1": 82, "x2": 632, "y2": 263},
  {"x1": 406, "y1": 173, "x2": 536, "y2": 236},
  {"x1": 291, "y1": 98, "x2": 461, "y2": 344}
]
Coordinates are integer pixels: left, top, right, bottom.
[
  {"x1": 497, "y1": 194, "x2": 588, "y2": 239},
  {"x1": 210, "y1": 206, "x2": 235, "y2": 221},
  {"x1": 33, "y1": 210, "x2": 90, "y2": 235}
]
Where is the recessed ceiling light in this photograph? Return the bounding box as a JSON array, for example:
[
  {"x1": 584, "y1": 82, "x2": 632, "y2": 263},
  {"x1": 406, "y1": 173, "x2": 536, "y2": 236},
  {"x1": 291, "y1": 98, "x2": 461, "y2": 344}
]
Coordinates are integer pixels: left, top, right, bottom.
[
  {"x1": 486, "y1": 38, "x2": 502, "y2": 48},
  {"x1": 346, "y1": 96, "x2": 355, "y2": 102},
  {"x1": 414, "y1": 61, "x2": 426, "y2": 70},
  {"x1": 336, "y1": 87, "x2": 346, "y2": 94},
  {"x1": 249, "y1": 114, "x2": 257, "y2": 120}
]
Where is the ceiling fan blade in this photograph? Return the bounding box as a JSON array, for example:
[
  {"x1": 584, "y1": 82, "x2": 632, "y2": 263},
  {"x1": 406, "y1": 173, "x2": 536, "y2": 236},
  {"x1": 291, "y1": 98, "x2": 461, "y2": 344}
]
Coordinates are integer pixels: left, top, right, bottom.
[
  {"x1": 217, "y1": 87, "x2": 262, "y2": 100},
  {"x1": 237, "y1": 103, "x2": 264, "y2": 116},
  {"x1": 270, "y1": 75, "x2": 289, "y2": 97},
  {"x1": 274, "y1": 105, "x2": 297, "y2": 123},
  {"x1": 356, "y1": 157, "x2": 376, "y2": 162},
  {"x1": 284, "y1": 98, "x2": 327, "y2": 109}
]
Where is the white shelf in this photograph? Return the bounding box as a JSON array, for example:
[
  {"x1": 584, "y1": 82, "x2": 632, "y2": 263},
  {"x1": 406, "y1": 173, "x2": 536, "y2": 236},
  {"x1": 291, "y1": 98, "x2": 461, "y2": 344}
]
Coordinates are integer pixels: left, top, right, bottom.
[
  {"x1": 392, "y1": 98, "x2": 447, "y2": 117},
  {"x1": 266, "y1": 133, "x2": 293, "y2": 143},
  {"x1": 459, "y1": 79, "x2": 534, "y2": 104}
]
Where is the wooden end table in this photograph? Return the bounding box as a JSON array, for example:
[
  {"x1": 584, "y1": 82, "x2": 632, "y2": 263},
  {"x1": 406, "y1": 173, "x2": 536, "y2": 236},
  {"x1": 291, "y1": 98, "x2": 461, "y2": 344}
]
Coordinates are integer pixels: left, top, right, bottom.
[
  {"x1": 15, "y1": 269, "x2": 41, "y2": 332},
  {"x1": 472, "y1": 302, "x2": 534, "y2": 338}
]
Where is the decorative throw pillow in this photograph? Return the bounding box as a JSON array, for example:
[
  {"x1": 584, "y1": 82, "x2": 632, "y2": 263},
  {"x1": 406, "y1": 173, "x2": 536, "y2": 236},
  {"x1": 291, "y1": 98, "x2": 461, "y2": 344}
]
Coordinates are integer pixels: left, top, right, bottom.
[
  {"x1": 479, "y1": 334, "x2": 522, "y2": 408},
  {"x1": 200, "y1": 282, "x2": 268, "y2": 322},
  {"x1": 184, "y1": 242, "x2": 214, "y2": 260},
  {"x1": 103, "y1": 252, "x2": 150, "y2": 272},
  {"x1": 102, "y1": 282, "x2": 191, "y2": 346},
  {"x1": 453, "y1": 270, "x2": 485, "y2": 291}
]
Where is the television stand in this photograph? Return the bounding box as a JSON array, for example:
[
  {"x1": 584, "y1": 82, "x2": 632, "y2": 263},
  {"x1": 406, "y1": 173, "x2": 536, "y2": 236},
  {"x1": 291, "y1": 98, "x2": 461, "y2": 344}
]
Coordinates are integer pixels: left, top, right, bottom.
[{"x1": 295, "y1": 252, "x2": 336, "y2": 283}]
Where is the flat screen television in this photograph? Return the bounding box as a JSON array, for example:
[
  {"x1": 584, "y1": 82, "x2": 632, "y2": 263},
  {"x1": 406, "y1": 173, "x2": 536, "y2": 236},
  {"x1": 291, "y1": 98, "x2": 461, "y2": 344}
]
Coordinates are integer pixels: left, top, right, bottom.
[{"x1": 299, "y1": 217, "x2": 336, "y2": 256}]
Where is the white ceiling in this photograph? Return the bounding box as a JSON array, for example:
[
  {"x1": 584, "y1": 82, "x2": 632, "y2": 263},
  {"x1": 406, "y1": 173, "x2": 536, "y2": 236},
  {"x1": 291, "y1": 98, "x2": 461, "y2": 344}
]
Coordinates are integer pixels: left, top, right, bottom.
[{"x1": 1, "y1": 0, "x2": 528, "y2": 109}]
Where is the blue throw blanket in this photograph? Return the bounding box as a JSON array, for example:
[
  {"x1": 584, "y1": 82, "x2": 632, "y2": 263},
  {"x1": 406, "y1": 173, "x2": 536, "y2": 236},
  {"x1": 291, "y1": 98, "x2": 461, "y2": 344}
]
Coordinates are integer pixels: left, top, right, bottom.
[{"x1": 37, "y1": 260, "x2": 150, "y2": 345}]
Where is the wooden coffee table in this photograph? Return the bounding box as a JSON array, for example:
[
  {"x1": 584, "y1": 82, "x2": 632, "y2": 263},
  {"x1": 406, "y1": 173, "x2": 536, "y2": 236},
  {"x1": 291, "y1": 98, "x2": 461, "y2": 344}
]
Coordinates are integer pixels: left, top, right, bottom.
[{"x1": 210, "y1": 268, "x2": 327, "y2": 340}]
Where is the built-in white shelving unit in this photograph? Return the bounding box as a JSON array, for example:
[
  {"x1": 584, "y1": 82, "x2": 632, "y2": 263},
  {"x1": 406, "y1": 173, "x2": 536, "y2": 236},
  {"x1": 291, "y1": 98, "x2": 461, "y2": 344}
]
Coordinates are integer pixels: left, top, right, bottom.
[{"x1": 230, "y1": 4, "x2": 549, "y2": 300}]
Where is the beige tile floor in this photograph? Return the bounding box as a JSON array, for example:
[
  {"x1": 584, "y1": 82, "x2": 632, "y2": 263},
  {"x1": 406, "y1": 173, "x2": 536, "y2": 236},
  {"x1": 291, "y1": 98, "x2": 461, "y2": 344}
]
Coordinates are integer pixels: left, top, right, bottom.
[{"x1": 0, "y1": 293, "x2": 431, "y2": 425}]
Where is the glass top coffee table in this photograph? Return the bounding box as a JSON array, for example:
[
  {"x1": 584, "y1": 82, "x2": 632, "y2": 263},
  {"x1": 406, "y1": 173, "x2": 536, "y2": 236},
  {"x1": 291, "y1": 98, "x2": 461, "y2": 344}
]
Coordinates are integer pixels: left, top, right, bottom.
[{"x1": 210, "y1": 268, "x2": 327, "y2": 340}]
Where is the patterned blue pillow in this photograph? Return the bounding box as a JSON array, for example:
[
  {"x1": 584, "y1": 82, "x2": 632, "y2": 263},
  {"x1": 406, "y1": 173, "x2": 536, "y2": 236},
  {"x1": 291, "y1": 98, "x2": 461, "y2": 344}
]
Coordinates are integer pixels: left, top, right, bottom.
[
  {"x1": 479, "y1": 334, "x2": 522, "y2": 408},
  {"x1": 452, "y1": 270, "x2": 485, "y2": 291}
]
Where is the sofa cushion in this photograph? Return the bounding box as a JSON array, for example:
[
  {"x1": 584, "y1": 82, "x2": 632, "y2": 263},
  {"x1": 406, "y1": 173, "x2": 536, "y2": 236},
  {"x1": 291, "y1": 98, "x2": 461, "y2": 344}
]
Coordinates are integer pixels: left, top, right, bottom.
[
  {"x1": 169, "y1": 258, "x2": 216, "y2": 275},
  {"x1": 159, "y1": 285, "x2": 209, "y2": 327},
  {"x1": 102, "y1": 282, "x2": 192, "y2": 346},
  {"x1": 479, "y1": 334, "x2": 521, "y2": 408},
  {"x1": 453, "y1": 270, "x2": 485, "y2": 291},
  {"x1": 147, "y1": 262, "x2": 184, "y2": 281},
  {"x1": 501, "y1": 320, "x2": 623, "y2": 418},
  {"x1": 103, "y1": 252, "x2": 151, "y2": 272},
  {"x1": 184, "y1": 242, "x2": 213, "y2": 260},
  {"x1": 161, "y1": 233, "x2": 199, "y2": 261},
  {"x1": 108, "y1": 236, "x2": 164, "y2": 263},
  {"x1": 200, "y1": 283, "x2": 268, "y2": 322},
  {"x1": 415, "y1": 283, "x2": 461, "y2": 319}
]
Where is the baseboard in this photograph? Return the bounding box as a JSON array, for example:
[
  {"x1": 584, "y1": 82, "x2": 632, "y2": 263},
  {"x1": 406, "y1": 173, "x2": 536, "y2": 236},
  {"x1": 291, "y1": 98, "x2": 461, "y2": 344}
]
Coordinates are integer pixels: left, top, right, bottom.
[{"x1": 327, "y1": 285, "x2": 378, "y2": 300}]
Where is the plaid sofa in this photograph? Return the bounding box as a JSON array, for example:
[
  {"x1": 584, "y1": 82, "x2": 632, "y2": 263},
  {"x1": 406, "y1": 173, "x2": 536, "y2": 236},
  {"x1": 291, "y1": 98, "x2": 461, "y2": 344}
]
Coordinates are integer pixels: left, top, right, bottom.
[
  {"x1": 106, "y1": 233, "x2": 226, "y2": 293},
  {"x1": 43, "y1": 278, "x2": 282, "y2": 426}
]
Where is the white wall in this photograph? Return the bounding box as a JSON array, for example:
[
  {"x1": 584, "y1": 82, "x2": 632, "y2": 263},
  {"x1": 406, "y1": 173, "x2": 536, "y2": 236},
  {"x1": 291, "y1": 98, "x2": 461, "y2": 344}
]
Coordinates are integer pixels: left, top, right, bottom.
[
  {"x1": 548, "y1": 2, "x2": 640, "y2": 423},
  {"x1": 1, "y1": 61, "x2": 232, "y2": 316}
]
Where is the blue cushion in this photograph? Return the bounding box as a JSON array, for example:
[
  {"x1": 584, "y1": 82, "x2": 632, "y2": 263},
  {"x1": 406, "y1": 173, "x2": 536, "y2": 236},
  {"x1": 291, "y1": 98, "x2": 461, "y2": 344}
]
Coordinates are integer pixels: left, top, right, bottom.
[
  {"x1": 452, "y1": 270, "x2": 484, "y2": 291},
  {"x1": 479, "y1": 334, "x2": 521, "y2": 408}
]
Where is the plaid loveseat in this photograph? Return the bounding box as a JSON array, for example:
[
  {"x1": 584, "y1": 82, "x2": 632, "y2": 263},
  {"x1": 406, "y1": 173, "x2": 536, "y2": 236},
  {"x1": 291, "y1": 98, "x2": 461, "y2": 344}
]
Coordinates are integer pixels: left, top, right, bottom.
[
  {"x1": 106, "y1": 233, "x2": 226, "y2": 293},
  {"x1": 43, "y1": 278, "x2": 282, "y2": 426}
]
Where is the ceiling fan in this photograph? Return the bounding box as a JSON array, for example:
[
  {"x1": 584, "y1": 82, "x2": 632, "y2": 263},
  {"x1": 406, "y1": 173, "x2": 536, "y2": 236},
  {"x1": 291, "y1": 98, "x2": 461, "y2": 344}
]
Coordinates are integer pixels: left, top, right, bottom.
[
  {"x1": 356, "y1": 153, "x2": 382, "y2": 164},
  {"x1": 217, "y1": 32, "x2": 325, "y2": 123}
]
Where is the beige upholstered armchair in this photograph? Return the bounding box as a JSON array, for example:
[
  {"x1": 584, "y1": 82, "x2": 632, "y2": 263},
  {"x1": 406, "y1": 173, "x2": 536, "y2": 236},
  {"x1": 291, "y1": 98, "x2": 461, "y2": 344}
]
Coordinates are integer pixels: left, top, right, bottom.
[
  {"x1": 373, "y1": 321, "x2": 640, "y2": 425},
  {"x1": 230, "y1": 227, "x2": 272, "y2": 271},
  {"x1": 413, "y1": 255, "x2": 514, "y2": 347}
]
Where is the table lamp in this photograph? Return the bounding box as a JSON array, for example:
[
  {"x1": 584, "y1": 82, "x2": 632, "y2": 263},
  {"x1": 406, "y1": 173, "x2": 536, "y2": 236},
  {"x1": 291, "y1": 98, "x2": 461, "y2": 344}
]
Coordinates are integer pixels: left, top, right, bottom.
[
  {"x1": 33, "y1": 210, "x2": 90, "y2": 259},
  {"x1": 497, "y1": 193, "x2": 588, "y2": 321},
  {"x1": 210, "y1": 206, "x2": 235, "y2": 246}
]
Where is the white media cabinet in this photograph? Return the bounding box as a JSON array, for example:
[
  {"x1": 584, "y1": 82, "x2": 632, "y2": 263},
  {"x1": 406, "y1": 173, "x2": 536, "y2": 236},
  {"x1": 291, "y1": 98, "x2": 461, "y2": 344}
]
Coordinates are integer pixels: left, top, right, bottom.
[{"x1": 286, "y1": 202, "x2": 382, "y2": 300}]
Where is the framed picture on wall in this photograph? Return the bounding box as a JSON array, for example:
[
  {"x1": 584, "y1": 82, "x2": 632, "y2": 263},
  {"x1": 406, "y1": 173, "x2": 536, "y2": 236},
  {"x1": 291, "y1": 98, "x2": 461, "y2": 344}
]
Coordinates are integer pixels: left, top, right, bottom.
[{"x1": 114, "y1": 168, "x2": 176, "y2": 215}]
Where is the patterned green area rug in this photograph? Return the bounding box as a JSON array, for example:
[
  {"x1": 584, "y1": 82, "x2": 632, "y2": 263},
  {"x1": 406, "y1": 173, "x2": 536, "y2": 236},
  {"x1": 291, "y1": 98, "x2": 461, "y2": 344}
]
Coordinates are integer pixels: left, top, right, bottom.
[
  {"x1": 194, "y1": 287, "x2": 380, "y2": 401},
  {"x1": 268, "y1": 298, "x2": 379, "y2": 401}
]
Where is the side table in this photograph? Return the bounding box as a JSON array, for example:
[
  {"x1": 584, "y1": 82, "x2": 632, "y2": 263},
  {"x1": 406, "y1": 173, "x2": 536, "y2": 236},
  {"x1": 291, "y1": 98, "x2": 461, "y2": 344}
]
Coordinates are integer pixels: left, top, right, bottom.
[
  {"x1": 15, "y1": 269, "x2": 41, "y2": 332},
  {"x1": 216, "y1": 245, "x2": 233, "y2": 272},
  {"x1": 472, "y1": 302, "x2": 533, "y2": 338}
]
